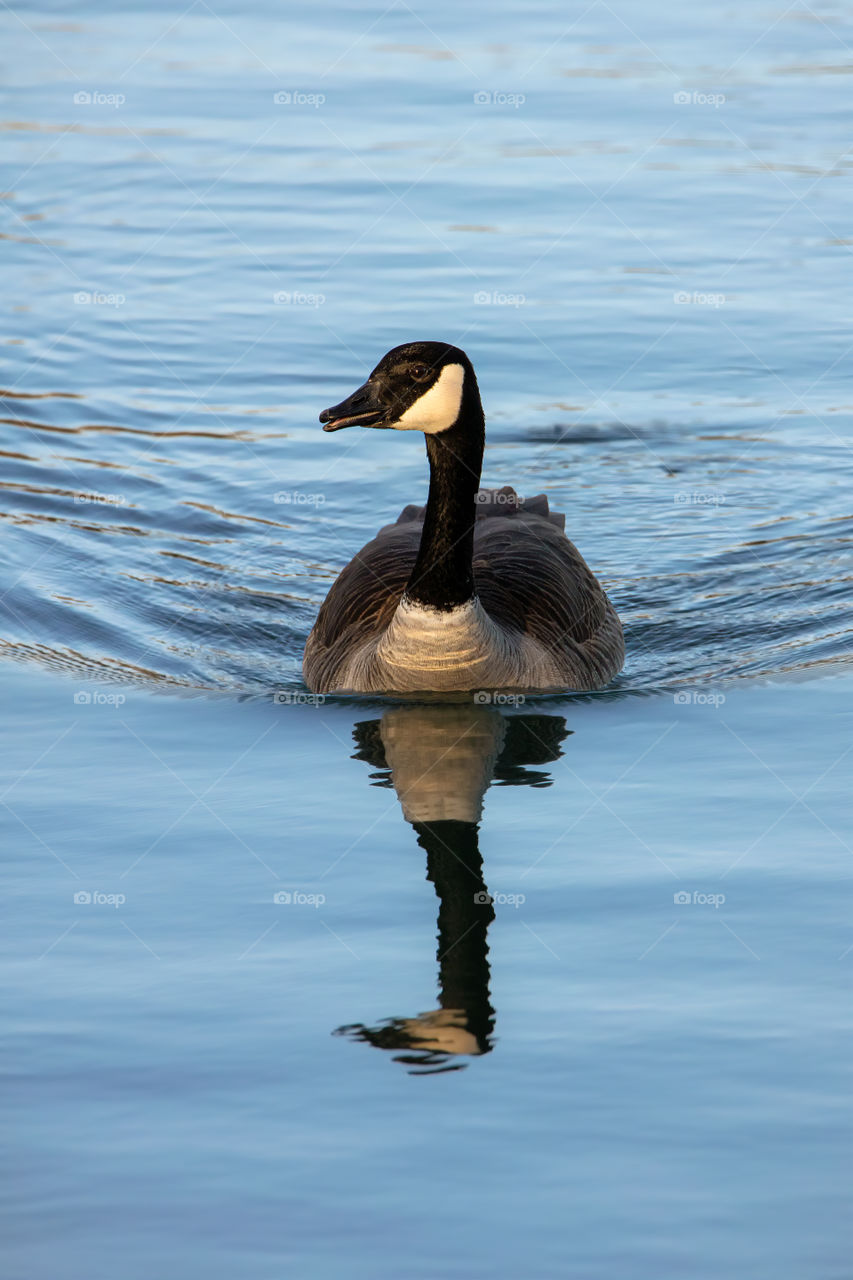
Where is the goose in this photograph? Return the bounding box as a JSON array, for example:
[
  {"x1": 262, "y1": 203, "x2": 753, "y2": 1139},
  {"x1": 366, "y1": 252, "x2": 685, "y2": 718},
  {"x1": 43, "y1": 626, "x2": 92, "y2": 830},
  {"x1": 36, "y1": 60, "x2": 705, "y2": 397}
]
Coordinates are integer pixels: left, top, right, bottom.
[{"x1": 303, "y1": 341, "x2": 624, "y2": 694}]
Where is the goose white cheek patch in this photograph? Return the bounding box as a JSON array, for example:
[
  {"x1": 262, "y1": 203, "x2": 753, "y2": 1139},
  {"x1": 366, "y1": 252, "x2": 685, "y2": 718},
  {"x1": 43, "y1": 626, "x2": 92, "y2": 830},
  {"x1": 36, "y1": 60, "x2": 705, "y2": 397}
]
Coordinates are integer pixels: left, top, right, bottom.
[{"x1": 392, "y1": 363, "x2": 465, "y2": 433}]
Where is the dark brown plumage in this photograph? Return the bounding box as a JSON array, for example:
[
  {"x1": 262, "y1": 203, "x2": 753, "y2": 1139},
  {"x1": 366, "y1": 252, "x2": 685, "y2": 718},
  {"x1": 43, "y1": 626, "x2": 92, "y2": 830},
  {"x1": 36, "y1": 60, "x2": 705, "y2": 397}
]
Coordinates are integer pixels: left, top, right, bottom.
[{"x1": 304, "y1": 487, "x2": 624, "y2": 693}]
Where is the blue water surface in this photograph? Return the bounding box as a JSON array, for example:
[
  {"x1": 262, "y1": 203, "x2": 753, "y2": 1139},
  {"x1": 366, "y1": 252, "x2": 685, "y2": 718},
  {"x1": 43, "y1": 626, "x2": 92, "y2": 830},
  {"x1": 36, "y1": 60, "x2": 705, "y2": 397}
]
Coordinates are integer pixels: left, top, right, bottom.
[{"x1": 1, "y1": 0, "x2": 851, "y2": 1276}]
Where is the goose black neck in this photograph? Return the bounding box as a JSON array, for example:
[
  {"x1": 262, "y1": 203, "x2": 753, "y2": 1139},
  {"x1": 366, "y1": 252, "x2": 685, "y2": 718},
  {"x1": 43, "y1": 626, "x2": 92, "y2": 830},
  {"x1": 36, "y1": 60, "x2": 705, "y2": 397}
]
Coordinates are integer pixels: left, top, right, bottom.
[{"x1": 405, "y1": 377, "x2": 485, "y2": 610}]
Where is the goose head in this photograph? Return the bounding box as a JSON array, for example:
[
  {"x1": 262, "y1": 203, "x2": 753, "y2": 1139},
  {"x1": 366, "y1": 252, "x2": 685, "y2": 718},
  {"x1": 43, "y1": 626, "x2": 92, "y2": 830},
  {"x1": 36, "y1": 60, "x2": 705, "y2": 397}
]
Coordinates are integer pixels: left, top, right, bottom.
[{"x1": 320, "y1": 340, "x2": 479, "y2": 436}]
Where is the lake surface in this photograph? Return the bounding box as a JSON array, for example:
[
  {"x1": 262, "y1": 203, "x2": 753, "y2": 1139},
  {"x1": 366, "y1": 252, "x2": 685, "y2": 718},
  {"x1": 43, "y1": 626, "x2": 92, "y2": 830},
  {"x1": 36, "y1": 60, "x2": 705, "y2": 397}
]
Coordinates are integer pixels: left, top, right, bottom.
[{"x1": 1, "y1": 1, "x2": 851, "y2": 1276}]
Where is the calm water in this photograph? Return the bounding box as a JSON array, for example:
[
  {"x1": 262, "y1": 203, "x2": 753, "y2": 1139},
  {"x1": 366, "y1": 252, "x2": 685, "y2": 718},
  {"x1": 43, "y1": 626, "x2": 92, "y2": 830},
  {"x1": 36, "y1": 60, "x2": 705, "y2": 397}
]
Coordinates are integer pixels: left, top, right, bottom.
[{"x1": 1, "y1": 1, "x2": 851, "y2": 1276}]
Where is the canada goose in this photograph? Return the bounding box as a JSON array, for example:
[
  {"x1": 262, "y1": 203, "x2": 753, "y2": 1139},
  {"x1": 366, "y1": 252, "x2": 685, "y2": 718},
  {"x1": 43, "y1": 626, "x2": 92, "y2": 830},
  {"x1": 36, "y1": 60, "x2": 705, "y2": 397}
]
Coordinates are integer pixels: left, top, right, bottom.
[{"x1": 303, "y1": 341, "x2": 624, "y2": 694}]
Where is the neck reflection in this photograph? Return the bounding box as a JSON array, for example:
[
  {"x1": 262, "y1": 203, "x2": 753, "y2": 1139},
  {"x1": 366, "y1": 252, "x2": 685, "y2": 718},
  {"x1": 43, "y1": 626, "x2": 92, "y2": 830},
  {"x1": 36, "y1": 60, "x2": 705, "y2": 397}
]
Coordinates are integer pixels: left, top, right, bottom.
[{"x1": 335, "y1": 704, "x2": 569, "y2": 1075}]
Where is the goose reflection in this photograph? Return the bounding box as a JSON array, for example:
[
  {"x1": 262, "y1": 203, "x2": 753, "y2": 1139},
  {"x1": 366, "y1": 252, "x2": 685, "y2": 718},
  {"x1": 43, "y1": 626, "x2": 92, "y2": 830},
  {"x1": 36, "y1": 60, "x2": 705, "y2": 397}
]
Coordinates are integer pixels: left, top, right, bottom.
[{"x1": 334, "y1": 704, "x2": 568, "y2": 1074}]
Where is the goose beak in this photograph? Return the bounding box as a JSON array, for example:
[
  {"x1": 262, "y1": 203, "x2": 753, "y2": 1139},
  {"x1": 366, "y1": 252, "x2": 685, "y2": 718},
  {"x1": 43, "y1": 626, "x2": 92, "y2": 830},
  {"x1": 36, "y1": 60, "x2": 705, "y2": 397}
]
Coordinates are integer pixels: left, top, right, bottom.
[{"x1": 320, "y1": 381, "x2": 386, "y2": 432}]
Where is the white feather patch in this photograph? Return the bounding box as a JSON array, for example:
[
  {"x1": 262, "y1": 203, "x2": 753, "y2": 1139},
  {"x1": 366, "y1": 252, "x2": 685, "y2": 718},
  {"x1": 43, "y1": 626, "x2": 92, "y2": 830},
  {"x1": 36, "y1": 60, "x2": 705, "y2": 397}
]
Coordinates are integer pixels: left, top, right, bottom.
[{"x1": 392, "y1": 362, "x2": 465, "y2": 433}]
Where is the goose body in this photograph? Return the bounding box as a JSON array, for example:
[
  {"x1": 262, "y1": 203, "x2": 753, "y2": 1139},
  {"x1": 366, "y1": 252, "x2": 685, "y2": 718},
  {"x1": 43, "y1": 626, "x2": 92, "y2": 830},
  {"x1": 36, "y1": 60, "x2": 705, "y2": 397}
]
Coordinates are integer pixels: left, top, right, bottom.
[{"x1": 303, "y1": 342, "x2": 624, "y2": 694}]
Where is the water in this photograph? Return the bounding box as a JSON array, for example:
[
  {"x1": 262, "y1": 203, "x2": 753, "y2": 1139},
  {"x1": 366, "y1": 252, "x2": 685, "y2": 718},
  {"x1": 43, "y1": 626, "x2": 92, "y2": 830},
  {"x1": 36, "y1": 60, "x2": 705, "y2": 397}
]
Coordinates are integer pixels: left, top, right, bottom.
[{"x1": 1, "y1": 2, "x2": 851, "y2": 1276}]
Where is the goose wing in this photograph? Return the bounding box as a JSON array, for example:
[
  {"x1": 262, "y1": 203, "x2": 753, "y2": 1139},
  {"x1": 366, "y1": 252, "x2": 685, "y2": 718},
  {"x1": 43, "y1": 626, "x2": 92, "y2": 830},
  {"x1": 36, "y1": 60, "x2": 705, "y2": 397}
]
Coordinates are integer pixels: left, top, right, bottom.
[
  {"x1": 303, "y1": 518, "x2": 422, "y2": 686},
  {"x1": 474, "y1": 508, "x2": 608, "y2": 644},
  {"x1": 471, "y1": 491, "x2": 624, "y2": 684}
]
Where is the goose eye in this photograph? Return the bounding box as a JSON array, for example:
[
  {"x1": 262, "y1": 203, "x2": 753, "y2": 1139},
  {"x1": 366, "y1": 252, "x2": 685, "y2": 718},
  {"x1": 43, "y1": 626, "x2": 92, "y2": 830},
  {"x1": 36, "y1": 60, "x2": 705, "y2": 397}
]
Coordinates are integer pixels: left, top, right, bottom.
[{"x1": 411, "y1": 364, "x2": 430, "y2": 380}]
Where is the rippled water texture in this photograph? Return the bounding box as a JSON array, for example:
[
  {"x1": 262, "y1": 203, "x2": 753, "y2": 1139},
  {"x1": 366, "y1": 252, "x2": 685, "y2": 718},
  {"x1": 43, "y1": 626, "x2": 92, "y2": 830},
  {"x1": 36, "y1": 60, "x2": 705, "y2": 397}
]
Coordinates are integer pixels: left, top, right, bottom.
[
  {"x1": 1, "y1": 0, "x2": 851, "y2": 692},
  {"x1": 2, "y1": 5, "x2": 852, "y2": 1280}
]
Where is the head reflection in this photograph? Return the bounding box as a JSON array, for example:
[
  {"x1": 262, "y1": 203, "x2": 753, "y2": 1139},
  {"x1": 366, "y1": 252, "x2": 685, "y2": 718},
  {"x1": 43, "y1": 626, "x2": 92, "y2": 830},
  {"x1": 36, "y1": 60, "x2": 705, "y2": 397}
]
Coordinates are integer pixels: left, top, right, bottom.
[{"x1": 334, "y1": 705, "x2": 568, "y2": 1075}]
